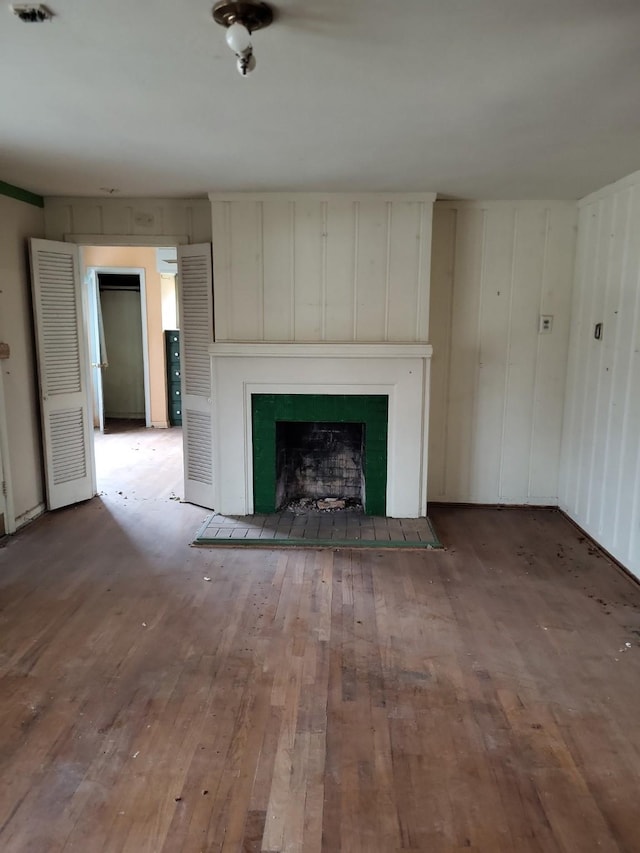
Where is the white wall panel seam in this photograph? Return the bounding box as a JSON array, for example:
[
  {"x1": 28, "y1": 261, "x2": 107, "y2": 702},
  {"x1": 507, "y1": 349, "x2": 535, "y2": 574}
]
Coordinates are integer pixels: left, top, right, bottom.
[
  {"x1": 290, "y1": 201, "x2": 296, "y2": 340},
  {"x1": 321, "y1": 201, "x2": 327, "y2": 341},
  {"x1": 527, "y1": 207, "x2": 550, "y2": 500},
  {"x1": 469, "y1": 208, "x2": 488, "y2": 500},
  {"x1": 497, "y1": 207, "x2": 518, "y2": 501},
  {"x1": 574, "y1": 202, "x2": 602, "y2": 514},
  {"x1": 225, "y1": 201, "x2": 233, "y2": 341},
  {"x1": 561, "y1": 204, "x2": 591, "y2": 507},
  {"x1": 384, "y1": 202, "x2": 392, "y2": 341},
  {"x1": 551, "y1": 213, "x2": 576, "y2": 508},
  {"x1": 441, "y1": 208, "x2": 458, "y2": 499},
  {"x1": 415, "y1": 202, "x2": 425, "y2": 342},
  {"x1": 258, "y1": 201, "x2": 265, "y2": 340},
  {"x1": 352, "y1": 202, "x2": 359, "y2": 342}
]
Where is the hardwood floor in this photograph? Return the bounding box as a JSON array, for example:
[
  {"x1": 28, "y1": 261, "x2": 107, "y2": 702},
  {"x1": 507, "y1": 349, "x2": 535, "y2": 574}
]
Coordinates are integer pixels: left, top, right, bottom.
[{"x1": 1, "y1": 425, "x2": 640, "y2": 851}]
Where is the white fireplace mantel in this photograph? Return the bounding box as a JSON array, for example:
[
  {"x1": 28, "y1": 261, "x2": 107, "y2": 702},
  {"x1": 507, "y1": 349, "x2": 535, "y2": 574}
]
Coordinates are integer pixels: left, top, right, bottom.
[
  {"x1": 210, "y1": 342, "x2": 433, "y2": 518},
  {"x1": 210, "y1": 342, "x2": 432, "y2": 359}
]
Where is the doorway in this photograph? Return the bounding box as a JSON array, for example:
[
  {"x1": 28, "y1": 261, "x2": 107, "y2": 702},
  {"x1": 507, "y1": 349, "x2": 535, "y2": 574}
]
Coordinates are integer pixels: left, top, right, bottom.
[
  {"x1": 82, "y1": 246, "x2": 182, "y2": 497},
  {"x1": 29, "y1": 237, "x2": 214, "y2": 513},
  {"x1": 98, "y1": 272, "x2": 147, "y2": 427}
]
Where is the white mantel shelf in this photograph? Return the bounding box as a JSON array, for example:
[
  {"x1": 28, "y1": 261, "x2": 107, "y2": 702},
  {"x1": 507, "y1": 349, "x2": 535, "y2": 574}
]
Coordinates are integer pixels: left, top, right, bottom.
[{"x1": 210, "y1": 342, "x2": 433, "y2": 359}]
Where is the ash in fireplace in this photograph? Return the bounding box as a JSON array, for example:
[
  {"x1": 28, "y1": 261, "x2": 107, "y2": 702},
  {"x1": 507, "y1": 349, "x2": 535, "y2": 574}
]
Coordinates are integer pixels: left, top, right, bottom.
[{"x1": 284, "y1": 497, "x2": 363, "y2": 515}]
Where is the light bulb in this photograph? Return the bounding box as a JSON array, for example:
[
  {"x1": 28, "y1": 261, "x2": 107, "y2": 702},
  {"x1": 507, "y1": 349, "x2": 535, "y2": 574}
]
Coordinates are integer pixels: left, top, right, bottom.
[
  {"x1": 236, "y1": 52, "x2": 256, "y2": 76},
  {"x1": 226, "y1": 22, "x2": 251, "y2": 55}
]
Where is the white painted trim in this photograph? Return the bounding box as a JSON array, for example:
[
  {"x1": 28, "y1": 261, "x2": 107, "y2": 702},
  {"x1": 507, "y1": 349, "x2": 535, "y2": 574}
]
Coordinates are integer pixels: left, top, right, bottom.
[
  {"x1": 66, "y1": 234, "x2": 189, "y2": 246},
  {"x1": 210, "y1": 342, "x2": 433, "y2": 359},
  {"x1": 0, "y1": 364, "x2": 16, "y2": 534},
  {"x1": 208, "y1": 192, "x2": 437, "y2": 204},
  {"x1": 88, "y1": 267, "x2": 151, "y2": 428},
  {"x1": 436, "y1": 199, "x2": 577, "y2": 210},
  {"x1": 139, "y1": 270, "x2": 151, "y2": 429},
  {"x1": 419, "y1": 354, "x2": 431, "y2": 517},
  {"x1": 47, "y1": 196, "x2": 204, "y2": 204},
  {"x1": 436, "y1": 496, "x2": 558, "y2": 506}
]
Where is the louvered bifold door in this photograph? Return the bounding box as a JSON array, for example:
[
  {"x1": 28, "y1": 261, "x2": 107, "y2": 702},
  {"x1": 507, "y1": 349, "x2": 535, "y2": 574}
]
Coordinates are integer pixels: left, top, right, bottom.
[
  {"x1": 177, "y1": 243, "x2": 215, "y2": 509},
  {"x1": 30, "y1": 239, "x2": 95, "y2": 510}
]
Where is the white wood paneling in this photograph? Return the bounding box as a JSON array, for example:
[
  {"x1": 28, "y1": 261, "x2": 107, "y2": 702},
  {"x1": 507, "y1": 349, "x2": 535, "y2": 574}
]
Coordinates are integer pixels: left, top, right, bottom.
[
  {"x1": 43, "y1": 197, "x2": 212, "y2": 244},
  {"x1": 293, "y1": 199, "x2": 324, "y2": 339},
  {"x1": 209, "y1": 193, "x2": 436, "y2": 343},
  {"x1": 262, "y1": 201, "x2": 294, "y2": 341},
  {"x1": 0, "y1": 196, "x2": 46, "y2": 528},
  {"x1": 559, "y1": 170, "x2": 640, "y2": 577},
  {"x1": 429, "y1": 200, "x2": 577, "y2": 504},
  {"x1": 325, "y1": 199, "x2": 356, "y2": 340}
]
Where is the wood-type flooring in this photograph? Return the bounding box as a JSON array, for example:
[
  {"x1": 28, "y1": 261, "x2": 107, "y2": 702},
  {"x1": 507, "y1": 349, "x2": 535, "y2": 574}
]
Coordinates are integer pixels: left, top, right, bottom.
[{"x1": 0, "y1": 425, "x2": 639, "y2": 852}]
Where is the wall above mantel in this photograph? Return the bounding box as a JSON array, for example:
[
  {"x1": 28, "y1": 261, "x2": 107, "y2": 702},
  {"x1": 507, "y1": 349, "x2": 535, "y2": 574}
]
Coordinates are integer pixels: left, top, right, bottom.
[{"x1": 209, "y1": 192, "x2": 436, "y2": 343}]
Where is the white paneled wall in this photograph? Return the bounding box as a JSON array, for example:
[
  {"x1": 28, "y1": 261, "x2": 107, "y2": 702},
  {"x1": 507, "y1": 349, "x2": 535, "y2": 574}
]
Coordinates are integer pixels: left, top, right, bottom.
[
  {"x1": 429, "y1": 201, "x2": 577, "y2": 504},
  {"x1": 209, "y1": 193, "x2": 435, "y2": 342},
  {"x1": 0, "y1": 195, "x2": 46, "y2": 529},
  {"x1": 559, "y1": 171, "x2": 640, "y2": 576},
  {"x1": 44, "y1": 197, "x2": 212, "y2": 244}
]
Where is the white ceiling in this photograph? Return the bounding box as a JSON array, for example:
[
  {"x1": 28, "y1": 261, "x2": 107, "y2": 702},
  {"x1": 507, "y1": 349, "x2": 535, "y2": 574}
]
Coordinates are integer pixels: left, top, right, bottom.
[{"x1": 2, "y1": 0, "x2": 640, "y2": 200}]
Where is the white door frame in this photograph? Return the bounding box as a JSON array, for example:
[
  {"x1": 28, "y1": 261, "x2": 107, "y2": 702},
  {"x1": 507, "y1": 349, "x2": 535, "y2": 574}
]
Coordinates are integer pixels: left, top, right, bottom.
[
  {"x1": 66, "y1": 237, "x2": 189, "y2": 509},
  {"x1": 85, "y1": 268, "x2": 105, "y2": 433},
  {"x1": 85, "y1": 265, "x2": 151, "y2": 429}
]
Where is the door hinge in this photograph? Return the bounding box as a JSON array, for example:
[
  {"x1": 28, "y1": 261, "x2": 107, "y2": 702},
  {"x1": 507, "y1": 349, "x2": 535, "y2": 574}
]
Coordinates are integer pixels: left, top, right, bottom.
[{"x1": 1, "y1": 481, "x2": 6, "y2": 497}]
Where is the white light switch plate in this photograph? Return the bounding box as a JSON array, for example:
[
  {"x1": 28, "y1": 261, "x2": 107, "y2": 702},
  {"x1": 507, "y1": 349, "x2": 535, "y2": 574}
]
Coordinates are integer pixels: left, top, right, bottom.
[{"x1": 539, "y1": 315, "x2": 553, "y2": 334}]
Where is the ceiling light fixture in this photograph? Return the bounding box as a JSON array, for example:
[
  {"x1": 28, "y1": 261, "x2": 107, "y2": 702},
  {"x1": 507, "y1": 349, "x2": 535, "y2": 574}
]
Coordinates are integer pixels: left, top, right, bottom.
[
  {"x1": 11, "y1": 4, "x2": 53, "y2": 22},
  {"x1": 212, "y1": 1, "x2": 274, "y2": 77}
]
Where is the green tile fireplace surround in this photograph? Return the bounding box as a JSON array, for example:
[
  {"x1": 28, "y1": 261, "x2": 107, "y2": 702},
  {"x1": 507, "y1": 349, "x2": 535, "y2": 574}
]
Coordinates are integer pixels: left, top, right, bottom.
[{"x1": 252, "y1": 394, "x2": 388, "y2": 516}]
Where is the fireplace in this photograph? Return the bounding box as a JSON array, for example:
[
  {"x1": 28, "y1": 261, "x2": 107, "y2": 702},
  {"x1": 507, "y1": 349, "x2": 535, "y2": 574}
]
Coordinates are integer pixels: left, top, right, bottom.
[
  {"x1": 251, "y1": 393, "x2": 388, "y2": 515},
  {"x1": 209, "y1": 343, "x2": 432, "y2": 518}
]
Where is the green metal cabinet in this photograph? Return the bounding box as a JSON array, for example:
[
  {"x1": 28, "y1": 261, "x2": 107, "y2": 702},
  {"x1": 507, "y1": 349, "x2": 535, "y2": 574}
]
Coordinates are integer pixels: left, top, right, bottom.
[{"x1": 164, "y1": 330, "x2": 182, "y2": 426}]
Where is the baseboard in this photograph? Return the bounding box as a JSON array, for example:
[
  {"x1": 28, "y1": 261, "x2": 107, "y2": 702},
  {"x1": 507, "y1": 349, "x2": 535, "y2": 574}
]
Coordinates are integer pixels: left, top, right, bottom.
[
  {"x1": 14, "y1": 501, "x2": 46, "y2": 531},
  {"x1": 558, "y1": 509, "x2": 639, "y2": 588},
  {"x1": 105, "y1": 413, "x2": 145, "y2": 420},
  {"x1": 428, "y1": 501, "x2": 557, "y2": 511}
]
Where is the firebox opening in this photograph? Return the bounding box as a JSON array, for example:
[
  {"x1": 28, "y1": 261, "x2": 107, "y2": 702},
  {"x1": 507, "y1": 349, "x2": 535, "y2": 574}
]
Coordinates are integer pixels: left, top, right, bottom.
[
  {"x1": 252, "y1": 393, "x2": 387, "y2": 516},
  {"x1": 275, "y1": 421, "x2": 365, "y2": 511}
]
